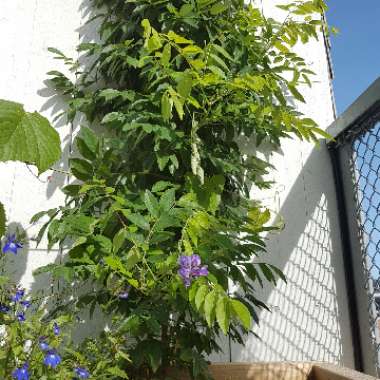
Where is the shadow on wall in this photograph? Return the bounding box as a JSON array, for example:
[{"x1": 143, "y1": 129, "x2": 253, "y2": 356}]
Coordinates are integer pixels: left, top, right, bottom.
[
  {"x1": 229, "y1": 144, "x2": 353, "y2": 366},
  {"x1": 35, "y1": 0, "x2": 99, "y2": 200},
  {"x1": 2, "y1": 222, "x2": 29, "y2": 286},
  {"x1": 24, "y1": 0, "x2": 108, "y2": 341}
]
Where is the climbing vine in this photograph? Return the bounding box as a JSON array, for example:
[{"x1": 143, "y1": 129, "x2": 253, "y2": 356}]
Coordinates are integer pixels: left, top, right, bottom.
[{"x1": 0, "y1": 0, "x2": 330, "y2": 379}]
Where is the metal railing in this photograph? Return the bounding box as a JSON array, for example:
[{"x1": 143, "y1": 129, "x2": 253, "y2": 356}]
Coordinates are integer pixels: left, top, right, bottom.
[{"x1": 328, "y1": 92, "x2": 380, "y2": 376}]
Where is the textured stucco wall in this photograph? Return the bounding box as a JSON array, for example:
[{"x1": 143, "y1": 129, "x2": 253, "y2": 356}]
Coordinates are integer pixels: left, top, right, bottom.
[{"x1": 0, "y1": 0, "x2": 354, "y2": 369}]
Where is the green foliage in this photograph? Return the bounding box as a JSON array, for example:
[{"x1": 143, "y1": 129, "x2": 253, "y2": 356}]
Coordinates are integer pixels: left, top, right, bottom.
[{"x1": 33, "y1": 0, "x2": 328, "y2": 378}]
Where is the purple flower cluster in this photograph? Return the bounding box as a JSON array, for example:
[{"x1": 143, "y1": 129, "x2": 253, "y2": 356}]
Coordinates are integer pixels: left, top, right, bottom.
[
  {"x1": 0, "y1": 288, "x2": 31, "y2": 322},
  {"x1": 39, "y1": 323, "x2": 62, "y2": 369},
  {"x1": 178, "y1": 254, "x2": 208, "y2": 287},
  {"x1": 34, "y1": 325, "x2": 91, "y2": 378},
  {"x1": 1, "y1": 234, "x2": 90, "y2": 379}
]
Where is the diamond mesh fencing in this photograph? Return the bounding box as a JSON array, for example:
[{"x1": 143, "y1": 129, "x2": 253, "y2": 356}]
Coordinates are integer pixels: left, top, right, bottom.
[{"x1": 342, "y1": 109, "x2": 380, "y2": 375}]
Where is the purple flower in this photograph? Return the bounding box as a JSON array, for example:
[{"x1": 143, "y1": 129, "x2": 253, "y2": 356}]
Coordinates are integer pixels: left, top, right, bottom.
[
  {"x1": 3, "y1": 234, "x2": 23, "y2": 255},
  {"x1": 178, "y1": 267, "x2": 191, "y2": 279},
  {"x1": 17, "y1": 312, "x2": 26, "y2": 322},
  {"x1": 53, "y1": 321, "x2": 60, "y2": 336},
  {"x1": 39, "y1": 338, "x2": 50, "y2": 351},
  {"x1": 0, "y1": 303, "x2": 9, "y2": 313},
  {"x1": 12, "y1": 289, "x2": 25, "y2": 303},
  {"x1": 191, "y1": 254, "x2": 201, "y2": 267},
  {"x1": 74, "y1": 367, "x2": 90, "y2": 379},
  {"x1": 179, "y1": 255, "x2": 192, "y2": 268},
  {"x1": 193, "y1": 266, "x2": 209, "y2": 277},
  {"x1": 20, "y1": 300, "x2": 31, "y2": 309},
  {"x1": 118, "y1": 291, "x2": 129, "y2": 300},
  {"x1": 178, "y1": 254, "x2": 208, "y2": 287},
  {"x1": 12, "y1": 363, "x2": 29, "y2": 380},
  {"x1": 43, "y1": 350, "x2": 61, "y2": 369},
  {"x1": 118, "y1": 285, "x2": 131, "y2": 300}
]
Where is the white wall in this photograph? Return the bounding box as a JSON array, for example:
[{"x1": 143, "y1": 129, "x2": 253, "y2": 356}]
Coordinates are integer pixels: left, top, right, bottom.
[
  {"x1": 228, "y1": 3, "x2": 354, "y2": 368},
  {"x1": 0, "y1": 0, "x2": 354, "y2": 369}
]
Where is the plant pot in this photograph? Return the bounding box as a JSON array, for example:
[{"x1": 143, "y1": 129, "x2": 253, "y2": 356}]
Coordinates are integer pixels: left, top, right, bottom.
[{"x1": 168, "y1": 363, "x2": 377, "y2": 380}]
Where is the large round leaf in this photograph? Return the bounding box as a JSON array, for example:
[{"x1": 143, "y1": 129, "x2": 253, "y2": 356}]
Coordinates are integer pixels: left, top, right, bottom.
[{"x1": 0, "y1": 99, "x2": 61, "y2": 173}]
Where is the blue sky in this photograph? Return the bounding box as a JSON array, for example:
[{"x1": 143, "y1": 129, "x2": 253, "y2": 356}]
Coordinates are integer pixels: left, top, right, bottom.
[{"x1": 327, "y1": 1, "x2": 380, "y2": 115}]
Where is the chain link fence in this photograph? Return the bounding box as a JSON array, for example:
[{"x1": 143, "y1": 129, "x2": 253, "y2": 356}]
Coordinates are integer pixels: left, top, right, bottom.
[{"x1": 334, "y1": 104, "x2": 380, "y2": 375}]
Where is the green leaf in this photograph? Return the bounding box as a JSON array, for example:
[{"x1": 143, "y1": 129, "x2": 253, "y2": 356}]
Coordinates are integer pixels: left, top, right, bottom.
[
  {"x1": 30, "y1": 208, "x2": 57, "y2": 224},
  {"x1": 120, "y1": 315, "x2": 141, "y2": 334},
  {"x1": 210, "y1": 3, "x2": 227, "y2": 15},
  {"x1": 209, "y1": 53, "x2": 229, "y2": 72},
  {"x1": 161, "y1": 94, "x2": 172, "y2": 121},
  {"x1": 259, "y1": 263, "x2": 276, "y2": 284},
  {"x1": 61, "y1": 215, "x2": 97, "y2": 237},
  {"x1": 62, "y1": 184, "x2": 81, "y2": 196},
  {"x1": 47, "y1": 47, "x2": 67, "y2": 58},
  {"x1": 113, "y1": 228, "x2": 127, "y2": 253},
  {"x1": 309, "y1": 126, "x2": 334, "y2": 141},
  {"x1": 167, "y1": 31, "x2": 192, "y2": 44},
  {"x1": 147, "y1": 34, "x2": 163, "y2": 52},
  {"x1": 0, "y1": 203, "x2": 5, "y2": 238},
  {"x1": 76, "y1": 127, "x2": 98, "y2": 160},
  {"x1": 204, "y1": 290, "x2": 217, "y2": 326},
  {"x1": 230, "y1": 299, "x2": 251, "y2": 330},
  {"x1": 98, "y1": 89, "x2": 122, "y2": 102},
  {"x1": 127, "y1": 278, "x2": 139, "y2": 288},
  {"x1": 216, "y1": 296, "x2": 229, "y2": 334},
  {"x1": 145, "y1": 340, "x2": 162, "y2": 373},
  {"x1": 144, "y1": 190, "x2": 160, "y2": 218},
  {"x1": 268, "y1": 264, "x2": 287, "y2": 283},
  {"x1": 159, "y1": 188, "x2": 176, "y2": 211},
  {"x1": 208, "y1": 65, "x2": 226, "y2": 79},
  {"x1": 0, "y1": 99, "x2": 61, "y2": 173},
  {"x1": 161, "y1": 43, "x2": 172, "y2": 66},
  {"x1": 288, "y1": 84, "x2": 306, "y2": 103},
  {"x1": 93, "y1": 235, "x2": 112, "y2": 252},
  {"x1": 189, "y1": 283, "x2": 198, "y2": 304},
  {"x1": 153, "y1": 212, "x2": 180, "y2": 232},
  {"x1": 141, "y1": 19, "x2": 152, "y2": 39},
  {"x1": 152, "y1": 181, "x2": 172, "y2": 193},
  {"x1": 177, "y1": 73, "x2": 193, "y2": 100},
  {"x1": 211, "y1": 44, "x2": 234, "y2": 61},
  {"x1": 172, "y1": 95, "x2": 184, "y2": 120},
  {"x1": 107, "y1": 367, "x2": 129, "y2": 379},
  {"x1": 179, "y1": 3, "x2": 193, "y2": 16},
  {"x1": 122, "y1": 211, "x2": 150, "y2": 230},
  {"x1": 195, "y1": 285, "x2": 208, "y2": 311},
  {"x1": 104, "y1": 256, "x2": 130, "y2": 277},
  {"x1": 125, "y1": 249, "x2": 141, "y2": 270},
  {"x1": 70, "y1": 158, "x2": 93, "y2": 181}
]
